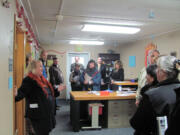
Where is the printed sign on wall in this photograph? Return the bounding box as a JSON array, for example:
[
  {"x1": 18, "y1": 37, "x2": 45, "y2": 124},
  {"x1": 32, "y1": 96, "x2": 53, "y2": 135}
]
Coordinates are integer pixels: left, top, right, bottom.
[{"x1": 129, "y1": 56, "x2": 136, "y2": 67}]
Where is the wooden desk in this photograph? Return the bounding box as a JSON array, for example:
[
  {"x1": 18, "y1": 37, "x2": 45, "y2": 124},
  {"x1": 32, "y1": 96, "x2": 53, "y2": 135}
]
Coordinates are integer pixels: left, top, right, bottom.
[
  {"x1": 70, "y1": 91, "x2": 136, "y2": 132},
  {"x1": 71, "y1": 91, "x2": 136, "y2": 101}
]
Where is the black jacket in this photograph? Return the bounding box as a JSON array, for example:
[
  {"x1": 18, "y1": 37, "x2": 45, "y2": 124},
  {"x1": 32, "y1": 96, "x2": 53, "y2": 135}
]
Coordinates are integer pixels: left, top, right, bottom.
[
  {"x1": 98, "y1": 64, "x2": 106, "y2": 82},
  {"x1": 49, "y1": 64, "x2": 64, "y2": 96},
  {"x1": 165, "y1": 86, "x2": 180, "y2": 135},
  {"x1": 49, "y1": 64, "x2": 64, "y2": 85},
  {"x1": 15, "y1": 77, "x2": 55, "y2": 130},
  {"x1": 130, "y1": 79, "x2": 180, "y2": 135},
  {"x1": 110, "y1": 68, "x2": 124, "y2": 81},
  {"x1": 140, "y1": 81, "x2": 158, "y2": 97}
]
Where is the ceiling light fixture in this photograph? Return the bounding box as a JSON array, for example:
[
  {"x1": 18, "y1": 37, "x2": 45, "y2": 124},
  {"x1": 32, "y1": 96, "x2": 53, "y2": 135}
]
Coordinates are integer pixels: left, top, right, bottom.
[
  {"x1": 82, "y1": 24, "x2": 140, "y2": 34},
  {"x1": 69, "y1": 40, "x2": 104, "y2": 45},
  {"x1": 88, "y1": 21, "x2": 144, "y2": 26}
]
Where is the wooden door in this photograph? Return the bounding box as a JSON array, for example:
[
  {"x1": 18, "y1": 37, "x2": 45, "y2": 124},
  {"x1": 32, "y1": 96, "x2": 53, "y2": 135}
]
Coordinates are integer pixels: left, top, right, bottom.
[{"x1": 13, "y1": 25, "x2": 25, "y2": 135}]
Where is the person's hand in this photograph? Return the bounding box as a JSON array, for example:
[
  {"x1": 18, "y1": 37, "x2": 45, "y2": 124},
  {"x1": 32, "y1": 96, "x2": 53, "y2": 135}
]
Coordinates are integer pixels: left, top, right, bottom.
[
  {"x1": 14, "y1": 86, "x2": 18, "y2": 96},
  {"x1": 58, "y1": 85, "x2": 66, "y2": 92},
  {"x1": 84, "y1": 80, "x2": 88, "y2": 84},
  {"x1": 89, "y1": 80, "x2": 93, "y2": 85},
  {"x1": 135, "y1": 100, "x2": 139, "y2": 107},
  {"x1": 111, "y1": 80, "x2": 114, "y2": 84}
]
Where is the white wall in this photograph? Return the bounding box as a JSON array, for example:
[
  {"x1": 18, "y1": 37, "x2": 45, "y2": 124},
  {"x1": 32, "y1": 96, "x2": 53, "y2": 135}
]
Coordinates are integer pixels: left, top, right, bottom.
[
  {"x1": 120, "y1": 30, "x2": 180, "y2": 79},
  {"x1": 0, "y1": 0, "x2": 16, "y2": 134}
]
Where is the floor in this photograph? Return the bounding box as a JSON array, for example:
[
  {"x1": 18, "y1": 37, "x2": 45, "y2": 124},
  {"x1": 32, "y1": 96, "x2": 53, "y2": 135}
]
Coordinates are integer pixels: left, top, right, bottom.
[{"x1": 50, "y1": 100, "x2": 134, "y2": 135}]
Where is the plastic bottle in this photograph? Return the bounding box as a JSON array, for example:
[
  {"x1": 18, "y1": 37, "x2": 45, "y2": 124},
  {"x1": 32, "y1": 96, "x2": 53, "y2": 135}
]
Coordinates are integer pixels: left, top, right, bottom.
[{"x1": 118, "y1": 85, "x2": 122, "y2": 91}]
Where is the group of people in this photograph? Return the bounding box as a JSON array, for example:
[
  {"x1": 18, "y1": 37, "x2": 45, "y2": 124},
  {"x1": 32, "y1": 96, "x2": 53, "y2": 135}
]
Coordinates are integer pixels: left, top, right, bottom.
[
  {"x1": 130, "y1": 49, "x2": 180, "y2": 135},
  {"x1": 69, "y1": 56, "x2": 124, "y2": 91},
  {"x1": 14, "y1": 49, "x2": 180, "y2": 135}
]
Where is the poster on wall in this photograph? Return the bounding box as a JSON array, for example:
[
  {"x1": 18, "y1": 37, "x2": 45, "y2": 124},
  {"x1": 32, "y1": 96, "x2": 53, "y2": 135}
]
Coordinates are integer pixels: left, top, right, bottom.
[
  {"x1": 129, "y1": 56, "x2": 136, "y2": 67},
  {"x1": 8, "y1": 76, "x2": 13, "y2": 90},
  {"x1": 47, "y1": 54, "x2": 56, "y2": 67}
]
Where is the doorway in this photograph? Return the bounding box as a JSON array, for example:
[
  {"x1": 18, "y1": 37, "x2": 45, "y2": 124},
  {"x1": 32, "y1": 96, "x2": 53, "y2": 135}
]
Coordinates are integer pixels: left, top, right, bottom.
[{"x1": 66, "y1": 52, "x2": 90, "y2": 99}]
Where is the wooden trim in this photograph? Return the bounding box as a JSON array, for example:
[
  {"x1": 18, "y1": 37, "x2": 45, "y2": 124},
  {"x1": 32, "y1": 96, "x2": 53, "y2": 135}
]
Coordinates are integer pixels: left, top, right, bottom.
[
  {"x1": 113, "y1": 82, "x2": 138, "y2": 86},
  {"x1": 14, "y1": 16, "x2": 25, "y2": 135},
  {"x1": 13, "y1": 14, "x2": 16, "y2": 135}
]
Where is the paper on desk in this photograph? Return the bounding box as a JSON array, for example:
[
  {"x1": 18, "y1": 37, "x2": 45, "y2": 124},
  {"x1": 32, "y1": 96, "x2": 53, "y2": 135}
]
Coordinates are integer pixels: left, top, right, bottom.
[
  {"x1": 116, "y1": 91, "x2": 134, "y2": 96},
  {"x1": 87, "y1": 91, "x2": 100, "y2": 96},
  {"x1": 114, "y1": 81, "x2": 130, "y2": 83}
]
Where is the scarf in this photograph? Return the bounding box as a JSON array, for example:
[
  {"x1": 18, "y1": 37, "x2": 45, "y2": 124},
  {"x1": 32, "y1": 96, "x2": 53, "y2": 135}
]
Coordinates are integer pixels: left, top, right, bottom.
[{"x1": 28, "y1": 72, "x2": 54, "y2": 98}]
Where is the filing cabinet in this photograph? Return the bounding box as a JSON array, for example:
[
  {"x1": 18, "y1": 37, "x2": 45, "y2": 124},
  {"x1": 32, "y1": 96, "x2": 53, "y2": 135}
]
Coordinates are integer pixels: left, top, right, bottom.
[{"x1": 108, "y1": 99, "x2": 136, "y2": 128}]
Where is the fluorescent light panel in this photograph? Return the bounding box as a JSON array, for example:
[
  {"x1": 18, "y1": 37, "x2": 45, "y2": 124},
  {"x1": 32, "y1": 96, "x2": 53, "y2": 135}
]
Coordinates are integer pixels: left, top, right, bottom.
[
  {"x1": 69, "y1": 40, "x2": 104, "y2": 45},
  {"x1": 88, "y1": 21, "x2": 144, "y2": 26},
  {"x1": 82, "y1": 24, "x2": 140, "y2": 34}
]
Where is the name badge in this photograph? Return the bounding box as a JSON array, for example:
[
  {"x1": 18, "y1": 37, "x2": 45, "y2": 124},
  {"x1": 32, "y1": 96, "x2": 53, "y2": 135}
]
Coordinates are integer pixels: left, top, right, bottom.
[{"x1": 30, "y1": 104, "x2": 38, "y2": 108}]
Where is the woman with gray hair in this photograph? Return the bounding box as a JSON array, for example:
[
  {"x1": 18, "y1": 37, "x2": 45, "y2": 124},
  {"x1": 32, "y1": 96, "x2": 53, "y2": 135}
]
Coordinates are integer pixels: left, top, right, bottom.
[{"x1": 130, "y1": 55, "x2": 180, "y2": 135}]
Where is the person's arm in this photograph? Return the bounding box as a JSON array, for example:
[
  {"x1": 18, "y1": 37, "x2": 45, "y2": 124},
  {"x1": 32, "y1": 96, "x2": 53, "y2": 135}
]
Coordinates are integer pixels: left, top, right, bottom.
[
  {"x1": 69, "y1": 72, "x2": 74, "y2": 82},
  {"x1": 80, "y1": 64, "x2": 85, "y2": 72},
  {"x1": 110, "y1": 69, "x2": 114, "y2": 83},
  {"x1": 70, "y1": 64, "x2": 74, "y2": 72},
  {"x1": 101, "y1": 64, "x2": 106, "y2": 79},
  {"x1": 80, "y1": 72, "x2": 85, "y2": 84},
  {"x1": 136, "y1": 68, "x2": 147, "y2": 104},
  {"x1": 130, "y1": 95, "x2": 157, "y2": 133},
  {"x1": 15, "y1": 78, "x2": 32, "y2": 102},
  {"x1": 118, "y1": 68, "x2": 124, "y2": 81},
  {"x1": 49, "y1": 66, "x2": 56, "y2": 86},
  {"x1": 92, "y1": 72, "x2": 101, "y2": 85}
]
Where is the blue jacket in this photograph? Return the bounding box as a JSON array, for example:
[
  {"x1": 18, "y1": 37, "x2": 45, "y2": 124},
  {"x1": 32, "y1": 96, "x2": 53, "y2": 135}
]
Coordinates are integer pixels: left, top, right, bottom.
[
  {"x1": 80, "y1": 71, "x2": 101, "y2": 91},
  {"x1": 42, "y1": 65, "x2": 47, "y2": 79}
]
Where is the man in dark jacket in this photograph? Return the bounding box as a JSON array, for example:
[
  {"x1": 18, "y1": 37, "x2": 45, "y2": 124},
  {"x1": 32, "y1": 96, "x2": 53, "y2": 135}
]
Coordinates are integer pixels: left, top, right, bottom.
[
  {"x1": 97, "y1": 57, "x2": 107, "y2": 90},
  {"x1": 69, "y1": 63, "x2": 83, "y2": 91},
  {"x1": 165, "y1": 87, "x2": 180, "y2": 135},
  {"x1": 49, "y1": 57, "x2": 64, "y2": 110}
]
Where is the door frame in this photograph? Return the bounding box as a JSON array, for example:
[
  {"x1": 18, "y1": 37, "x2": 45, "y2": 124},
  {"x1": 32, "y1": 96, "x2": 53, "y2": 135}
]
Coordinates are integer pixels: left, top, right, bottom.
[
  {"x1": 13, "y1": 17, "x2": 26, "y2": 135},
  {"x1": 66, "y1": 52, "x2": 90, "y2": 99}
]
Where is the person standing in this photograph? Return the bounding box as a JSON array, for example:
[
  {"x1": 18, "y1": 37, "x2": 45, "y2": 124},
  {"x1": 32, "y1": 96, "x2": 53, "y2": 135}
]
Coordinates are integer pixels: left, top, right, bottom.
[
  {"x1": 135, "y1": 49, "x2": 160, "y2": 106},
  {"x1": 69, "y1": 63, "x2": 83, "y2": 91},
  {"x1": 24, "y1": 53, "x2": 35, "y2": 135},
  {"x1": 140, "y1": 64, "x2": 158, "y2": 97},
  {"x1": 70, "y1": 56, "x2": 84, "y2": 72},
  {"x1": 49, "y1": 57, "x2": 65, "y2": 111},
  {"x1": 97, "y1": 57, "x2": 107, "y2": 90},
  {"x1": 81, "y1": 59, "x2": 101, "y2": 91},
  {"x1": 110, "y1": 60, "x2": 124, "y2": 90},
  {"x1": 15, "y1": 60, "x2": 65, "y2": 135},
  {"x1": 39, "y1": 50, "x2": 48, "y2": 79}
]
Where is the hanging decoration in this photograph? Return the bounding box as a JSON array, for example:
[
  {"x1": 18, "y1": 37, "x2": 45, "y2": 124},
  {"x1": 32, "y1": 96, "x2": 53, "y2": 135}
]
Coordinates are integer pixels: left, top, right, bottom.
[
  {"x1": 47, "y1": 49, "x2": 66, "y2": 55},
  {"x1": 15, "y1": 0, "x2": 39, "y2": 49}
]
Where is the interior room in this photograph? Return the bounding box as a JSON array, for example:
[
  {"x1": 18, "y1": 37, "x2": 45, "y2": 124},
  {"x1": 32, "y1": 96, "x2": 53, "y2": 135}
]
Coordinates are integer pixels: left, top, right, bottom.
[{"x1": 0, "y1": 0, "x2": 180, "y2": 135}]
